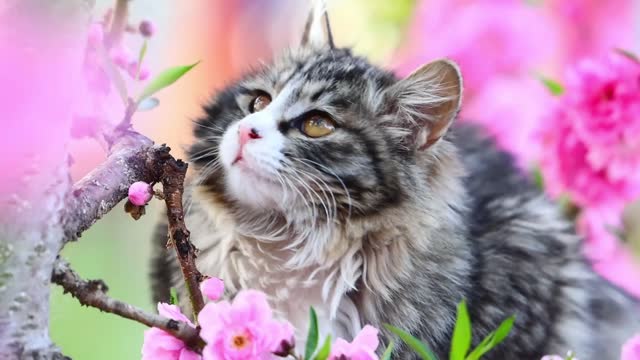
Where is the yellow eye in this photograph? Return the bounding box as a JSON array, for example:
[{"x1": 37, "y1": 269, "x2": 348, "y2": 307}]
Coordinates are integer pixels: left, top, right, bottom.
[
  {"x1": 301, "y1": 115, "x2": 336, "y2": 138},
  {"x1": 250, "y1": 94, "x2": 271, "y2": 113}
]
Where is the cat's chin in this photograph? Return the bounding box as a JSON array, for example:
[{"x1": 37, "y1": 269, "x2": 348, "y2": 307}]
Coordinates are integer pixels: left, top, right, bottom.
[{"x1": 225, "y1": 165, "x2": 288, "y2": 210}]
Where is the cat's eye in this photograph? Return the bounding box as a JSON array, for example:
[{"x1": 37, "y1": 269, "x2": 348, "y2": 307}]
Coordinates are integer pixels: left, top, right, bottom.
[
  {"x1": 250, "y1": 93, "x2": 271, "y2": 113},
  {"x1": 300, "y1": 114, "x2": 336, "y2": 138}
]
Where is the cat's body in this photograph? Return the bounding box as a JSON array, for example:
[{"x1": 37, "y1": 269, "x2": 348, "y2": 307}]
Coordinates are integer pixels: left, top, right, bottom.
[{"x1": 150, "y1": 8, "x2": 640, "y2": 358}]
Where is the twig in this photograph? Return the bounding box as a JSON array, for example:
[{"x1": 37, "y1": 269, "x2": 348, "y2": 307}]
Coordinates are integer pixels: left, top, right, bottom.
[
  {"x1": 63, "y1": 130, "x2": 156, "y2": 243},
  {"x1": 51, "y1": 258, "x2": 204, "y2": 350},
  {"x1": 158, "y1": 149, "x2": 206, "y2": 318}
]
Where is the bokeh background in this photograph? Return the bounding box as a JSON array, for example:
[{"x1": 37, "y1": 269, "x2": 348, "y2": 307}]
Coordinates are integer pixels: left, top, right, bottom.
[{"x1": 52, "y1": 0, "x2": 640, "y2": 359}]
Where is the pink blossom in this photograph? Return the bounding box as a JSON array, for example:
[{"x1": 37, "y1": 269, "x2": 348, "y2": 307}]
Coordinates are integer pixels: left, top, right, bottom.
[
  {"x1": 540, "y1": 356, "x2": 564, "y2": 360},
  {"x1": 87, "y1": 23, "x2": 104, "y2": 48},
  {"x1": 463, "y1": 76, "x2": 551, "y2": 168},
  {"x1": 127, "y1": 61, "x2": 151, "y2": 80},
  {"x1": 128, "y1": 181, "x2": 153, "y2": 206},
  {"x1": 142, "y1": 303, "x2": 201, "y2": 360},
  {"x1": 198, "y1": 290, "x2": 295, "y2": 359},
  {"x1": 329, "y1": 325, "x2": 380, "y2": 360},
  {"x1": 622, "y1": 333, "x2": 640, "y2": 360},
  {"x1": 538, "y1": 53, "x2": 640, "y2": 209},
  {"x1": 110, "y1": 44, "x2": 134, "y2": 68},
  {"x1": 200, "y1": 277, "x2": 225, "y2": 301},
  {"x1": 396, "y1": 1, "x2": 558, "y2": 96},
  {"x1": 544, "y1": 0, "x2": 635, "y2": 62},
  {"x1": 139, "y1": 20, "x2": 156, "y2": 38}
]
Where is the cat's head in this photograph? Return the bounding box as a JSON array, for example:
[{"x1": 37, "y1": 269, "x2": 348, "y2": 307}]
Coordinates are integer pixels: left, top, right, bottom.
[{"x1": 190, "y1": 2, "x2": 463, "y2": 222}]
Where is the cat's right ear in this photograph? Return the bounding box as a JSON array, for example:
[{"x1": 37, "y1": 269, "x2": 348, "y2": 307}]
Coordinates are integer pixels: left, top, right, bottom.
[
  {"x1": 300, "y1": 0, "x2": 335, "y2": 49},
  {"x1": 386, "y1": 59, "x2": 463, "y2": 150}
]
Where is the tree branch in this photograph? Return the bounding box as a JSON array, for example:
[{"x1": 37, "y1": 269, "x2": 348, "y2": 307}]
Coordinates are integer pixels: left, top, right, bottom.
[
  {"x1": 159, "y1": 150, "x2": 206, "y2": 318},
  {"x1": 51, "y1": 258, "x2": 204, "y2": 350}
]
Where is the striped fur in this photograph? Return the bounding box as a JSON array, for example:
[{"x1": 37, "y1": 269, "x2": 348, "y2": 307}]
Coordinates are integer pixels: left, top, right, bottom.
[{"x1": 151, "y1": 45, "x2": 640, "y2": 359}]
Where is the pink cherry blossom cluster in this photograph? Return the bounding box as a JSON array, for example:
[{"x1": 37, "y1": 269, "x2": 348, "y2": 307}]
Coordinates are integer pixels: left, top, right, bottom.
[
  {"x1": 537, "y1": 52, "x2": 640, "y2": 295},
  {"x1": 396, "y1": 0, "x2": 635, "y2": 169},
  {"x1": 142, "y1": 277, "x2": 381, "y2": 360}
]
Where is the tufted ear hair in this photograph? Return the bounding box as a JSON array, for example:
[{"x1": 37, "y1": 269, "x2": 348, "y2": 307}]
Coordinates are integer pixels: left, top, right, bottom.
[
  {"x1": 386, "y1": 59, "x2": 463, "y2": 150},
  {"x1": 300, "y1": 0, "x2": 335, "y2": 49}
]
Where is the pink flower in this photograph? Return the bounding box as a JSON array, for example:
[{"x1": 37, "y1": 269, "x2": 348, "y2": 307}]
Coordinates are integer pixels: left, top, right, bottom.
[
  {"x1": 200, "y1": 277, "x2": 225, "y2": 301},
  {"x1": 87, "y1": 23, "x2": 104, "y2": 48},
  {"x1": 127, "y1": 61, "x2": 151, "y2": 81},
  {"x1": 544, "y1": 0, "x2": 635, "y2": 62},
  {"x1": 622, "y1": 334, "x2": 640, "y2": 360},
  {"x1": 538, "y1": 53, "x2": 640, "y2": 209},
  {"x1": 396, "y1": 1, "x2": 558, "y2": 96},
  {"x1": 463, "y1": 76, "x2": 551, "y2": 168},
  {"x1": 142, "y1": 303, "x2": 201, "y2": 360},
  {"x1": 540, "y1": 356, "x2": 564, "y2": 360},
  {"x1": 110, "y1": 44, "x2": 134, "y2": 68},
  {"x1": 139, "y1": 20, "x2": 156, "y2": 38},
  {"x1": 128, "y1": 181, "x2": 153, "y2": 206},
  {"x1": 198, "y1": 290, "x2": 295, "y2": 359},
  {"x1": 329, "y1": 325, "x2": 380, "y2": 360}
]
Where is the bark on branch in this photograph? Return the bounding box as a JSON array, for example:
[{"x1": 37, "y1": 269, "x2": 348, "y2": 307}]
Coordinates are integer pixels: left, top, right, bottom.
[{"x1": 51, "y1": 258, "x2": 203, "y2": 350}]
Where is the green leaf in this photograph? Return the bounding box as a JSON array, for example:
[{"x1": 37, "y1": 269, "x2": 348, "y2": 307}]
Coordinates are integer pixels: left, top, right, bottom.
[
  {"x1": 466, "y1": 316, "x2": 515, "y2": 360},
  {"x1": 136, "y1": 40, "x2": 148, "y2": 80},
  {"x1": 313, "y1": 335, "x2": 332, "y2": 360},
  {"x1": 169, "y1": 288, "x2": 178, "y2": 305},
  {"x1": 491, "y1": 316, "x2": 515, "y2": 346},
  {"x1": 136, "y1": 61, "x2": 200, "y2": 103},
  {"x1": 381, "y1": 341, "x2": 395, "y2": 360},
  {"x1": 537, "y1": 74, "x2": 565, "y2": 96},
  {"x1": 384, "y1": 324, "x2": 437, "y2": 360},
  {"x1": 450, "y1": 300, "x2": 472, "y2": 360},
  {"x1": 305, "y1": 307, "x2": 319, "y2": 360},
  {"x1": 531, "y1": 167, "x2": 544, "y2": 190}
]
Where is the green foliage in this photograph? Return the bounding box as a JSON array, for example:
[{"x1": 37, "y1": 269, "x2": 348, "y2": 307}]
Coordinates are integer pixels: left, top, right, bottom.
[
  {"x1": 313, "y1": 335, "x2": 332, "y2": 360},
  {"x1": 388, "y1": 300, "x2": 516, "y2": 360},
  {"x1": 381, "y1": 341, "x2": 395, "y2": 360},
  {"x1": 537, "y1": 74, "x2": 565, "y2": 96},
  {"x1": 136, "y1": 40, "x2": 148, "y2": 80},
  {"x1": 169, "y1": 288, "x2": 178, "y2": 305},
  {"x1": 136, "y1": 61, "x2": 200, "y2": 103},
  {"x1": 384, "y1": 324, "x2": 438, "y2": 360},
  {"x1": 450, "y1": 301, "x2": 472, "y2": 360},
  {"x1": 305, "y1": 307, "x2": 320, "y2": 360},
  {"x1": 532, "y1": 167, "x2": 545, "y2": 190}
]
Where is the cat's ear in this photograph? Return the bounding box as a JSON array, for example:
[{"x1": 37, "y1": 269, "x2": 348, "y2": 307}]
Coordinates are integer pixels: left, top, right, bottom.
[
  {"x1": 387, "y1": 59, "x2": 463, "y2": 150},
  {"x1": 300, "y1": 0, "x2": 335, "y2": 49}
]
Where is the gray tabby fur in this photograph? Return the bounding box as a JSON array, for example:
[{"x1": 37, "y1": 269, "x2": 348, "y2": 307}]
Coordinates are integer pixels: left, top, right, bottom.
[{"x1": 150, "y1": 3, "x2": 640, "y2": 359}]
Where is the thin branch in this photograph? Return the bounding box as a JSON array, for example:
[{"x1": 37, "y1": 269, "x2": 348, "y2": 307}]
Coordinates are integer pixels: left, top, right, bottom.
[
  {"x1": 62, "y1": 130, "x2": 156, "y2": 243},
  {"x1": 159, "y1": 151, "x2": 206, "y2": 318},
  {"x1": 51, "y1": 258, "x2": 204, "y2": 350}
]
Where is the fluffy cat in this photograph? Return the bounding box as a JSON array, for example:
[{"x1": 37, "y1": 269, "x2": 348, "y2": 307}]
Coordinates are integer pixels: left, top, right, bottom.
[{"x1": 151, "y1": 3, "x2": 640, "y2": 358}]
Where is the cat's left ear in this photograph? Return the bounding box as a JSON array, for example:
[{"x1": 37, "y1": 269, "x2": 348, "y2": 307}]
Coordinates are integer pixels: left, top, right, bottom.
[
  {"x1": 387, "y1": 59, "x2": 463, "y2": 150},
  {"x1": 300, "y1": 0, "x2": 335, "y2": 49}
]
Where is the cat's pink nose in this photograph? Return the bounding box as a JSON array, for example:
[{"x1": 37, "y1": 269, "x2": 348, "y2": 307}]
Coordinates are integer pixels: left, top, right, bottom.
[{"x1": 238, "y1": 125, "x2": 261, "y2": 148}]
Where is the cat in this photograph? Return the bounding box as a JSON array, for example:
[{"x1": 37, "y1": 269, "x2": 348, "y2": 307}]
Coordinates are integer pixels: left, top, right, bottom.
[{"x1": 151, "y1": 2, "x2": 640, "y2": 358}]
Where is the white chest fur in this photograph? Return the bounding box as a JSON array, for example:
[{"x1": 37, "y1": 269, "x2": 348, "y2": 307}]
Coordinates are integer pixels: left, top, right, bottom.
[{"x1": 187, "y1": 207, "x2": 364, "y2": 349}]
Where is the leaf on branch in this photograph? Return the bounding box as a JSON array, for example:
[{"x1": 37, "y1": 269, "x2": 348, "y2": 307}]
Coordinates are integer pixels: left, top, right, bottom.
[
  {"x1": 537, "y1": 74, "x2": 565, "y2": 96},
  {"x1": 136, "y1": 61, "x2": 200, "y2": 103}
]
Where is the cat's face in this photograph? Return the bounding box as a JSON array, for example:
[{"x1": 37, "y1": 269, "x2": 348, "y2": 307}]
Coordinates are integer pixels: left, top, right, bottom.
[
  {"x1": 190, "y1": 7, "x2": 461, "y2": 221},
  {"x1": 191, "y1": 49, "x2": 395, "y2": 216}
]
